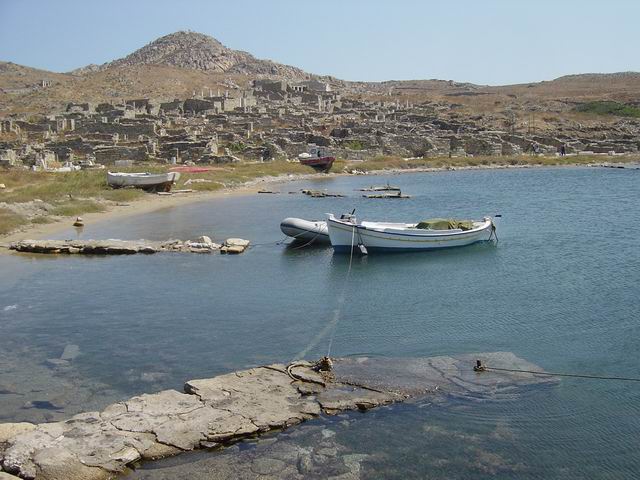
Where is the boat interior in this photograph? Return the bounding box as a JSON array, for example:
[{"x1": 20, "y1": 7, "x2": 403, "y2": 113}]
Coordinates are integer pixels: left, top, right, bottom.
[{"x1": 358, "y1": 220, "x2": 485, "y2": 234}]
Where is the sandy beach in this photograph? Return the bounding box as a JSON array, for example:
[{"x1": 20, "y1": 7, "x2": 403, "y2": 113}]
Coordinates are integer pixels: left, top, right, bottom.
[{"x1": 0, "y1": 170, "x2": 338, "y2": 248}]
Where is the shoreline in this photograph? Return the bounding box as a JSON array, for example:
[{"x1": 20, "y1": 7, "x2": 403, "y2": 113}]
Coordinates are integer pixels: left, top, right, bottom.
[
  {"x1": 0, "y1": 161, "x2": 621, "y2": 248},
  {"x1": 0, "y1": 171, "x2": 325, "y2": 247}
]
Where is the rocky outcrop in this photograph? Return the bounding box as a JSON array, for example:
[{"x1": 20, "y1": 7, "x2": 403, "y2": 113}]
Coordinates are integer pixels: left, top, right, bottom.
[{"x1": 0, "y1": 353, "x2": 556, "y2": 480}]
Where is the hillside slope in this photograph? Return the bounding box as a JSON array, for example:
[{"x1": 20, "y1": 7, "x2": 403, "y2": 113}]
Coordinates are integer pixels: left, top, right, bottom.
[{"x1": 1, "y1": 30, "x2": 639, "y2": 116}]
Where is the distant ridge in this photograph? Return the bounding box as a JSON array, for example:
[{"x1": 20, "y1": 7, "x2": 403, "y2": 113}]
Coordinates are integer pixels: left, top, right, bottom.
[{"x1": 553, "y1": 72, "x2": 640, "y2": 82}]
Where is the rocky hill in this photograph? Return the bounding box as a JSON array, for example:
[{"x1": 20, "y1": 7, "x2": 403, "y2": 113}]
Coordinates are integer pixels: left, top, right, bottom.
[
  {"x1": 74, "y1": 31, "x2": 310, "y2": 79},
  {"x1": 1, "y1": 30, "x2": 640, "y2": 117}
]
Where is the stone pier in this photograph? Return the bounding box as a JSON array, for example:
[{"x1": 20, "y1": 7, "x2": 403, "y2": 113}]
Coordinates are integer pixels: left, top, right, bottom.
[
  {"x1": 0, "y1": 353, "x2": 556, "y2": 479},
  {"x1": 9, "y1": 238, "x2": 251, "y2": 255}
]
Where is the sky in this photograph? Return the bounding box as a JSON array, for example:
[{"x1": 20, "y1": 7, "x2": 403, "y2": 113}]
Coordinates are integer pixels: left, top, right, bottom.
[{"x1": 0, "y1": 0, "x2": 638, "y2": 86}]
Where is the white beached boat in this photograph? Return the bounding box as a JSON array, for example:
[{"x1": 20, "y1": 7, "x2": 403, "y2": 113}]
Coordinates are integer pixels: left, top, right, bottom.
[
  {"x1": 107, "y1": 172, "x2": 181, "y2": 192},
  {"x1": 327, "y1": 213, "x2": 496, "y2": 253},
  {"x1": 358, "y1": 182, "x2": 401, "y2": 192},
  {"x1": 280, "y1": 218, "x2": 330, "y2": 244}
]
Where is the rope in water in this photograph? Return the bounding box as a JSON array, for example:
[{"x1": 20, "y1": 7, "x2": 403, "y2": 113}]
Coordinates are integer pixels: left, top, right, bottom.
[
  {"x1": 292, "y1": 223, "x2": 357, "y2": 360},
  {"x1": 326, "y1": 224, "x2": 356, "y2": 357},
  {"x1": 250, "y1": 226, "x2": 323, "y2": 248},
  {"x1": 484, "y1": 366, "x2": 640, "y2": 382},
  {"x1": 289, "y1": 230, "x2": 324, "y2": 250}
]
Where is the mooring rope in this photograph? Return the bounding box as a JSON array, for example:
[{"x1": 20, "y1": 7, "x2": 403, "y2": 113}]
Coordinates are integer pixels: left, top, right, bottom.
[
  {"x1": 293, "y1": 223, "x2": 357, "y2": 361},
  {"x1": 484, "y1": 366, "x2": 640, "y2": 383},
  {"x1": 326, "y1": 224, "x2": 357, "y2": 357},
  {"x1": 250, "y1": 226, "x2": 323, "y2": 248},
  {"x1": 289, "y1": 230, "x2": 324, "y2": 250}
]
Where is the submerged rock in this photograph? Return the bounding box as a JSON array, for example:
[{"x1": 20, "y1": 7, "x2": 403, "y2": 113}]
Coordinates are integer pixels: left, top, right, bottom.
[
  {"x1": 60, "y1": 344, "x2": 80, "y2": 362},
  {"x1": 44, "y1": 359, "x2": 70, "y2": 369},
  {"x1": 0, "y1": 353, "x2": 555, "y2": 479}
]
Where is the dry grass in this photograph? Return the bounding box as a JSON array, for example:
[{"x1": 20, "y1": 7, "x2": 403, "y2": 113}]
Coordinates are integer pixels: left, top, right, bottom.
[
  {"x1": 172, "y1": 161, "x2": 314, "y2": 191},
  {"x1": 0, "y1": 208, "x2": 25, "y2": 235},
  {"x1": 48, "y1": 199, "x2": 105, "y2": 217},
  {"x1": 30, "y1": 216, "x2": 54, "y2": 224},
  {"x1": 347, "y1": 154, "x2": 640, "y2": 172}
]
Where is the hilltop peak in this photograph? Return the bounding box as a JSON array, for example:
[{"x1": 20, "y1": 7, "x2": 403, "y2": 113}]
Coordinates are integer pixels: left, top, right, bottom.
[{"x1": 80, "y1": 30, "x2": 309, "y2": 79}]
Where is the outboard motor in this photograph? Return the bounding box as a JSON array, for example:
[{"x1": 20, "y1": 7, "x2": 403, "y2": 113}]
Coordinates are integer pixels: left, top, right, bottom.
[{"x1": 340, "y1": 208, "x2": 357, "y2": 223}]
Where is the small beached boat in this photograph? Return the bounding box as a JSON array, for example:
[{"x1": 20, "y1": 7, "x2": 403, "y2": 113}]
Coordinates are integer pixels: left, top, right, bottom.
[
  {"x1": 358, "y1": 182, "x2": 401, "y2": 192},
  {"x1": 280, "y1": 218, "x2": 330, "y2": 244},
  {"x1": 363, "y1": 190, "x2": 411, "y2": 199},
  {"x1": 298, "y1": 145, "x2": 335, "y2": 173},
  {"x1": 327, "y1": 213, "x2": 496, "y2": 253},
  {"x1": 107, "y1": 172, "x2": 181, "y2": 192}
]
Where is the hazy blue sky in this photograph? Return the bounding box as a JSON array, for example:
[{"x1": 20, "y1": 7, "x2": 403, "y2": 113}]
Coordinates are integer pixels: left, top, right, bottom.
[{"x1": 0, "y1": 0, "x2": 638, "y2": 85}]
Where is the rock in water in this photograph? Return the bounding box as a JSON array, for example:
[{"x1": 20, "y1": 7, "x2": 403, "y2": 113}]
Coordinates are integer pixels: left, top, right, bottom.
[
  {"x1": 0, "y1": 354, "x2": 556, "y2": 480},
  {"x1": 221, "y1": 238, "x2": 250, "y2": 254},
  {"x1": 60, "y1": 344, "x2": 80, "y2": 361}
]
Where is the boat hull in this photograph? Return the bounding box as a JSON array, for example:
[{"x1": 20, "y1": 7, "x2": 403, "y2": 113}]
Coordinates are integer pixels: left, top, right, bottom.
[
  {"x1": 327, "y1": 217, "x2": 494, "y2": 253},
  {"x1": 280, "y1": 218, "x2": 330, "y2": 243},
  {"x1": 107, "y1": 172, "x2": 180, "y2": 192},
  {"x1": 299, "y1": 156, "x2": 335, "y2": 173}
]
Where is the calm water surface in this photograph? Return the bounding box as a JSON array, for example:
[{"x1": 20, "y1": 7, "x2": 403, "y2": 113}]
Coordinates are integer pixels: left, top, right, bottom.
[{"x1": 1, "y1": 167, "x2": 639, "y2": 478}]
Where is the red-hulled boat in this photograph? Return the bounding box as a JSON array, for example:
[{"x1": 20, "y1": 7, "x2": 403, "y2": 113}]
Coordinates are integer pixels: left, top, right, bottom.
[{"x1": 298, "y1": 145, "x2": 335, "y2": 173}]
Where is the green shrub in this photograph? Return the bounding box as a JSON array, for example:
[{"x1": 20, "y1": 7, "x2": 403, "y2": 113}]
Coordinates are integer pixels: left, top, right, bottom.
[
  {"x1": 575, "y1": 101, "x2": 640, "y2": 118},
  {"x1": 343, "y1": 140, "x2": 366, "y2": 151}
]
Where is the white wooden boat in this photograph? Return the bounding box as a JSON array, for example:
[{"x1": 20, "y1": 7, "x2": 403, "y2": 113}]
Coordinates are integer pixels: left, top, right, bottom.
[
  {"x1": 107, "y1": 172, "x2": 181, "y2": 192},
  {"x1": 280, "y1": 218, "x2": 330, "y2": 244},
  {"x1": 327, "y1": 213, "x2": 496, "y2": 253}
]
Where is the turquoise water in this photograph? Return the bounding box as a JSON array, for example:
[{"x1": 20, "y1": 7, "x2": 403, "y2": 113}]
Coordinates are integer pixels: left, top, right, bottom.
[{"x1": 1, "y1": 167, "x2": 639, "y2": 478}]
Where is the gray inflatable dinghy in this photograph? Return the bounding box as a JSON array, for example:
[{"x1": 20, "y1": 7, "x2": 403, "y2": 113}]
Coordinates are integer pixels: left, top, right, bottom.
[{"x1": 280, "y1": 217, "x2": 330, "y2": 244}]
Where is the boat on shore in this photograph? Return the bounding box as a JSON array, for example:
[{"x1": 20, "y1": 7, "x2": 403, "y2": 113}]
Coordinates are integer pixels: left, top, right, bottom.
[
  {"x1": 327, "y1": 213, "x2": 496, "y2": 253},
  {"x1": 107, "y1": 171, "x2": 181, "y2": 192},
  {"x1": 358, "y1": 182, "x2": 401, "y2": 192},
  {"x1": 363, "y1": 190, "x2": 410, "y2": 199},
  {"x1": 280, "y1": 218, "x2": 330, "y2": 244},
  {"x1": 298, "y1": 145, "x2": 335, "y2": 173}
]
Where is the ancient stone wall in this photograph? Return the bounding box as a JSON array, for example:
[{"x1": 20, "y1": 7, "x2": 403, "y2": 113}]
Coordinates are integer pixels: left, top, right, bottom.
[
  {"x1": 94, "y1": 145, "x2": 149, "y2": 164},
  {"x1": 76, "y1": 122, "x2": 156, "y2": 137}
]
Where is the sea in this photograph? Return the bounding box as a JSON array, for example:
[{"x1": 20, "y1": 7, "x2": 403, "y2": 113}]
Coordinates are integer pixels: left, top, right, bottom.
[{"x1": 1, "y1": 166, "x2": 639, "y2": 479}]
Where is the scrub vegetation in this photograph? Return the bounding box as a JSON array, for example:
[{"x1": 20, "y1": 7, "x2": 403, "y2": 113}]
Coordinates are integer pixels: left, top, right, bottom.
[{"x1": 574, "y1": 101, "x2": 640, "y2": 118}]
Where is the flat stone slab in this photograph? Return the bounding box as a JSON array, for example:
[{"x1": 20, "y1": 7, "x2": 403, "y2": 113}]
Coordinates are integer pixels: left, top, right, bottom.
[
  {"x1": 220, "y1": 238, "x2": 250, "y2": 254},
  {"x1": 9, "y1": 238, "x2": 250, "y2": 255},
  {"x1": 0, "y1": 353, "x2": 556, "y2": 479}
]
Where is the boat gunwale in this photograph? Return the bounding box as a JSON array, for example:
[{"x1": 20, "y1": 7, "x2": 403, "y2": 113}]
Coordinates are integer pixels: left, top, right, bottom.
[{"x1": 327, "y1": 216, "x2": 492, "y2": 239}]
